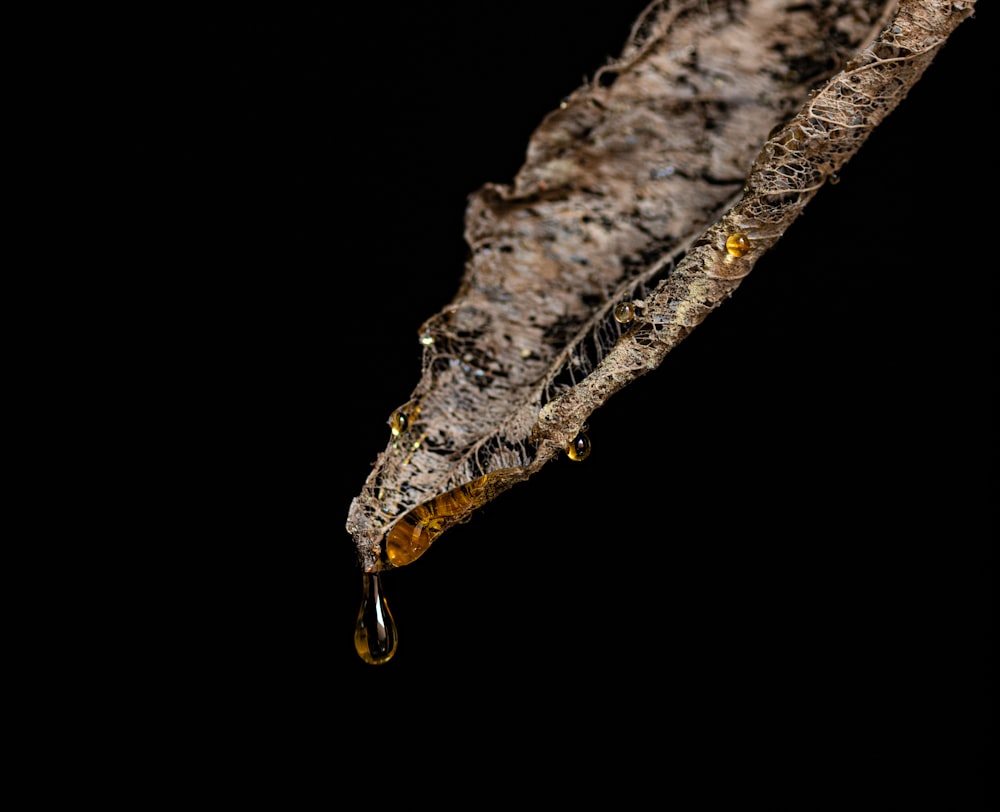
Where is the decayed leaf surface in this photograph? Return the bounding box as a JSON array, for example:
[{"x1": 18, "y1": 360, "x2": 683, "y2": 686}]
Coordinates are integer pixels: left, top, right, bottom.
[{"x1": 346, "y1": 0, "x2": 977, "y2": 574}]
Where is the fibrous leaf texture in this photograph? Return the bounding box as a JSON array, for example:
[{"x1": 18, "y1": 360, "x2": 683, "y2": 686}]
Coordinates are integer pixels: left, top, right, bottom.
[{"x1": 346, "y1": 0, "x2": 977, "y2": 574}]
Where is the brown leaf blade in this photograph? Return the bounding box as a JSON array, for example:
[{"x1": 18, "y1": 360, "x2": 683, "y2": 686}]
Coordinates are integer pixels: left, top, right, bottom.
[{"x1": 346, "y1": 0, "x2": 977, "y2": 577}]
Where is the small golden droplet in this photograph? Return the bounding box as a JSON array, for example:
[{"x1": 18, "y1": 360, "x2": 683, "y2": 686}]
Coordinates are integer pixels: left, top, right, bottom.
[
  {"x1": 725, "y1": 232, "x2": 751, "y2": 258},
  {"x1": 829, "y1": 172, "x2": 841, "y2": 185},
  {"x1": 389, "y1": 409, "x2": 409, "y2": 437},
  {"x1": 354, "y1": 572, "x2": 398, "y2": 665},
  {"x1": 613, "y1": 302, "x2": 636, "y2": 324},
  {"x1": 419, "y1": 331, "x2": 435, "y2": 346},
  {"x1": 566, "y1": 431, "x2": 591, "y2": 462}
]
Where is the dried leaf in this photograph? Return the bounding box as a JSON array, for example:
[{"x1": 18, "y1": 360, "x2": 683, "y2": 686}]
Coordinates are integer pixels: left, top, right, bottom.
[{"x1": 346, "y1": 0, "x2": 977, "y2": 580}]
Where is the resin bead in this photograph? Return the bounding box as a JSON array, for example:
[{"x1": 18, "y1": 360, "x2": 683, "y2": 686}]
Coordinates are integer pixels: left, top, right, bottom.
[
  {"x1": 567, "y1": 432, "x2": 591, "y2": 461},
  {"x1": 389, "y1": 409, "x2": 409, "y2": 437},
  {"x1": 725, "y1": 232, "x2": 751, "y2": 257},
  {"x1": 613, "y1": 302, "x2": 636, "y2": 323}
]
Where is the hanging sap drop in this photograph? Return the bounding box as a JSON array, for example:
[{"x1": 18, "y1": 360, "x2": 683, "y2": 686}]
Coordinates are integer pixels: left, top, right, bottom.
[
  {"x1": 725, "y1": 232, "x2": 751, "y2": 258},
  {"x1": 567, "y1": 431, "x2": 591, "y2": 461},
  {"x1": 354, "y1": 572, "x2": 398, "y2": 665}
]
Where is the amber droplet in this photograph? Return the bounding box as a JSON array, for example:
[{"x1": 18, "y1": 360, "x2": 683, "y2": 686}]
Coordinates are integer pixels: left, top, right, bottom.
[
  {"x1": 613, "y1": 302, "x2": 636, "y2": 323},
  {"x1": 389, "y1": 409, "x2": 409, "y2": 437},
  {"x1": 567, "y1": 431, "x2": 591, "y2": 461},
  {"x1": 725, "y1": 232, "x2": 751, "y2": 258},
  {"x1": 828, "y1": 172, "x2": 841, "y2": 185},
  {"x1": 354, "y1": 572, "x2": 398, "y2": 665}
]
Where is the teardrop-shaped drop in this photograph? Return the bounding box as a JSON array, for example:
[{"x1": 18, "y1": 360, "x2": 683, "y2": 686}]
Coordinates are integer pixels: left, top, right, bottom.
[
  {"x1": 566, "y1": 431, "x2": 591, "y2": 461},
  {"x1": 354, "y1": 572, "x2": 398, "y2": 665}
]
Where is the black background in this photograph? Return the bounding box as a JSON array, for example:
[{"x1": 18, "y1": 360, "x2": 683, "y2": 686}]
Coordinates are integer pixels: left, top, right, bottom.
[{"x1": 118, "y1": 2, "x2": 991, "y2": 803}]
